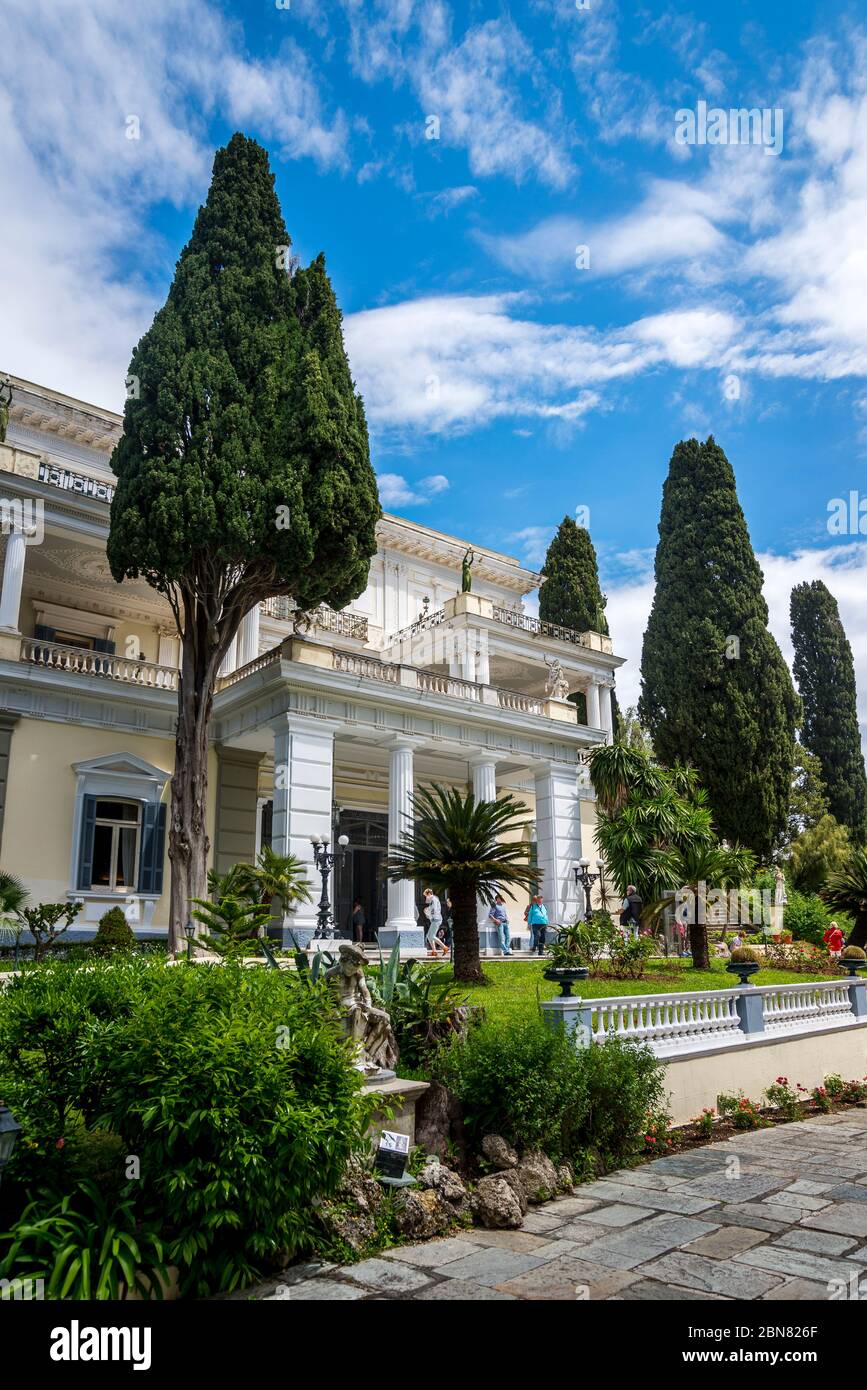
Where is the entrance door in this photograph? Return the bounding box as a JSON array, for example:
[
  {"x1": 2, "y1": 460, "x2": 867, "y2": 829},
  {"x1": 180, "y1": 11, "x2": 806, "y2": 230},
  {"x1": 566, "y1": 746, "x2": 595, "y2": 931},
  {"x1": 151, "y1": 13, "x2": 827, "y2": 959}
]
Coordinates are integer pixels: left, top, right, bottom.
[{"x1": 333, "y1": 810, "x2": 389, "y2": 941}]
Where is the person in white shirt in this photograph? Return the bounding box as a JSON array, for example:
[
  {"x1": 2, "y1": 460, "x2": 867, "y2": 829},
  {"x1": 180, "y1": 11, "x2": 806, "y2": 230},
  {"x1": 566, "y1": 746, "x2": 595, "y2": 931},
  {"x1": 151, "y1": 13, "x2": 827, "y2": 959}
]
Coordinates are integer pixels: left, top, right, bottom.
[{"x1": 423, "y1": 887, "x2": 448, "y2": 958}]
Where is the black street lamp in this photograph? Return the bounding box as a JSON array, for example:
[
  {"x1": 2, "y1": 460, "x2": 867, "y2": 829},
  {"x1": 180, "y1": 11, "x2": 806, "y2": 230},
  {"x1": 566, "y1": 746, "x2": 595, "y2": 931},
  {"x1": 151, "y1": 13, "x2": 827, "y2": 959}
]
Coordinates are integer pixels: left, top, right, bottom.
[
  {"x1": 311, "y1": 834, "x2": 350, "y2": 938},
  {"x1": 184, "y1": 919, "x2": 196, "y2": 960},
  {"x1": 0, "y1": 1103, "x2": 21, "y2": 1187},
  {"x1": 573, "y1": 857, "x2": 606, "y2": 923}
]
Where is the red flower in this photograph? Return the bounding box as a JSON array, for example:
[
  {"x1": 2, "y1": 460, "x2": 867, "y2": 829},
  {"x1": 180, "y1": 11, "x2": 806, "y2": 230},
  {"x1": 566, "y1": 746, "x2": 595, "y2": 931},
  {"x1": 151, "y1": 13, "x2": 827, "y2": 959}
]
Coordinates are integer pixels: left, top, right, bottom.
[{"x1": 55, "y1": 1137, "x2": 65, "y2": 1150}]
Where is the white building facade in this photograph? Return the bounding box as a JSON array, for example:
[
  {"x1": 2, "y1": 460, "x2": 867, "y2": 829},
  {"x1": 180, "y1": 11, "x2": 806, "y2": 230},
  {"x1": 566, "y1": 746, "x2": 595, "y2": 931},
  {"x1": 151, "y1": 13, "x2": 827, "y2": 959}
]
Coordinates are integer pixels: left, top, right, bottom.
[{"x1": 0, "y1": 374, "x2": 624, "y2": 950}]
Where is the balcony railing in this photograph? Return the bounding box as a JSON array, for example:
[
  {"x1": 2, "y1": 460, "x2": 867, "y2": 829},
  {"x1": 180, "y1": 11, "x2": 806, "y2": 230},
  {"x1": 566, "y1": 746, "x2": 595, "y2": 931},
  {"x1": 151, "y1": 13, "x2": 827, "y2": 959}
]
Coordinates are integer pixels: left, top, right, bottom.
[
  {"x1": 260, "y1": 597, "x2": 368, "y2": 641},
  {"x1": 37, "y1": 461, "x2": 115, "y2": 505},
  {"x1": 20, "y1": 637, "x2": 178, "y2": 690},
  {"x1": 333, "y1": 651, "x2": 400, "y2": 683},
  {"x1": 492, "y1": 606, "x2": 613, "y2": 652}
]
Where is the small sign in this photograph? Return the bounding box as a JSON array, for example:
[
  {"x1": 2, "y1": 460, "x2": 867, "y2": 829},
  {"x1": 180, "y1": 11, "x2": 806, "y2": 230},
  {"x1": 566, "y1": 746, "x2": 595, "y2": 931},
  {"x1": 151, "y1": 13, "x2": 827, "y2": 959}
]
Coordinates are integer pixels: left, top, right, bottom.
[{"x1": 374, "y1": 1129, "x2": 410, "y2": 1180}]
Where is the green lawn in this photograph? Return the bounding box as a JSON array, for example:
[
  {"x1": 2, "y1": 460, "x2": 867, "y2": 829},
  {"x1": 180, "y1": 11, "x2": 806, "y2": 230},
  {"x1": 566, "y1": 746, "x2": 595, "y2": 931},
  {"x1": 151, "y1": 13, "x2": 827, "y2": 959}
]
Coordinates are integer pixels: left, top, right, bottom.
[{"x1": 445, "y1": 958, "x2": 838, "y2": 1027}]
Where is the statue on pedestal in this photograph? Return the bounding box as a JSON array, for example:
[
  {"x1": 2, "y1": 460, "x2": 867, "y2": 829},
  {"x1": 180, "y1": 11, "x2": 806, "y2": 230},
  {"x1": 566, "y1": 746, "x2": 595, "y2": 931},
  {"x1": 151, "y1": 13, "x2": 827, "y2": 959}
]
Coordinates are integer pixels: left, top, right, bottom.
[
  {"x1": 461, "y1": 548, "x2": 475, "y2": 594},
  {"x1": 544, "y1": 655, "x2": 570, "y2": 701},
  {"x1": 325, "y1": 942, "x2": 398, "y2": 1078}
]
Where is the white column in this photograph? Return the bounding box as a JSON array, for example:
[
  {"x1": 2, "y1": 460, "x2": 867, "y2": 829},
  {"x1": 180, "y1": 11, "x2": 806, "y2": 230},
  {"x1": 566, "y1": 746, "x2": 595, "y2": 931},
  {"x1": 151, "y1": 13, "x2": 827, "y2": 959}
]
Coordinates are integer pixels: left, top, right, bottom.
[
  {"x1": 270, "y1": 716, "x2": 336, "y2": 947},
  {"x1": 236, "y1": 604, "x2": 261, "y2": 668},
  {"x1": 600, "y1": 681, "x2": 614, "y2": 741},
  {"x1": 471, "y1": 756, "x2": 499, "y2": 951},
  {"x1": 0, "y1": 531, "x2": 27, "y2": 632},
  {"x1": 218, "y1": 633, "x2": 238, "y2": 678},
  {"x1": 382, "y1": 739, "x2": 421, "y2": 946},
  {"x1": 585, "y1": 679, "x2": 601, "y2": 729},
  {"x1": 534, "y1": 763, "x2": 583, "y2": 927}
]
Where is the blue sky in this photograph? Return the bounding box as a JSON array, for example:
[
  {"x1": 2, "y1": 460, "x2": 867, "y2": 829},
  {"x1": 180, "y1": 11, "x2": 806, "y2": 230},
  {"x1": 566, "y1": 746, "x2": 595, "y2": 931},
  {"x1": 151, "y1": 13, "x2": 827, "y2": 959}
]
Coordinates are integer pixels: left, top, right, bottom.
[{"x1": 2, "y1": 0, "x2": 867, "y2": 722}]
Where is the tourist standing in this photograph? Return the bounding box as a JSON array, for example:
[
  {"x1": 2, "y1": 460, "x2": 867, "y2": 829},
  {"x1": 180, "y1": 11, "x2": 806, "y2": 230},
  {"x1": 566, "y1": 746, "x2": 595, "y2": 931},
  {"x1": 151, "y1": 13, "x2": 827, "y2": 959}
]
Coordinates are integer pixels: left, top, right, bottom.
[
  {"x1": 525, "y1": 893, "x2": 549, "y2": 955},
  {"x1": 824, "y1": 921, "x2": 844, "y2": 960},
  {"x1": 620, "y1": 885, "x2": 642, "y2": 939},
  {"x1": 488, "y1": 894, "x2": 511, "y2": 956},
  {"x1": 423, "y1": 887, "x2": 448, "y2": 958},
  {"x1": 351, "y1": 898, "x2": 366, "y2": 944}
]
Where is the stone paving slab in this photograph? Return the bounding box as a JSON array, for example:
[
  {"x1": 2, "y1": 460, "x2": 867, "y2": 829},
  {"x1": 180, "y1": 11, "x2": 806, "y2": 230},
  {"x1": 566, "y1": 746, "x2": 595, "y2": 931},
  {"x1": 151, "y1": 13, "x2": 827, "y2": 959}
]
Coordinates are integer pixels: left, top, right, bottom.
[
  {"x1": 640, "y1": 1250, "x2": 785, "y2": 1299},
  {"x1": 246, "y1": 1110, "x2": 867, "y2": 1301}
]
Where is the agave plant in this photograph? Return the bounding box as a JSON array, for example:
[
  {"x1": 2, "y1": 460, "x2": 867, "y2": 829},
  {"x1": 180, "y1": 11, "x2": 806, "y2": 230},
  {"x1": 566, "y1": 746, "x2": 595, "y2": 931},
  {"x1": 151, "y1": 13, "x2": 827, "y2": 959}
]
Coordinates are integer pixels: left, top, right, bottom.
[
  {"x1": 384, "y1": 784, "x2": 539, "y2": 983},
  {"x1": 823, "y1": 849, "x2": 867, "y2": 949}
]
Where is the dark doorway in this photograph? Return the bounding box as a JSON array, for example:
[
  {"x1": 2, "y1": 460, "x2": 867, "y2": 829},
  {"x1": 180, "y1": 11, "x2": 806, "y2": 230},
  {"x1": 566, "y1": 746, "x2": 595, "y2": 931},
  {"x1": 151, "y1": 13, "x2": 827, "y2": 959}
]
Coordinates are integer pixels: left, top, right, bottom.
[{"x1": 333, "y1": 809, "x2": 389, "y2": 941}]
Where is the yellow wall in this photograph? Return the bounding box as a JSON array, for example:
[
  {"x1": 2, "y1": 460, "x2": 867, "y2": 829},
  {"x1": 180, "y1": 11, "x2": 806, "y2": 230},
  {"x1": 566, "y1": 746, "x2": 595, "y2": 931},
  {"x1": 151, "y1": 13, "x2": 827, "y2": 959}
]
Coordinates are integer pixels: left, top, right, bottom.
[{"x1": 2, "y1": 718, "x2": 218, "y2": 928}]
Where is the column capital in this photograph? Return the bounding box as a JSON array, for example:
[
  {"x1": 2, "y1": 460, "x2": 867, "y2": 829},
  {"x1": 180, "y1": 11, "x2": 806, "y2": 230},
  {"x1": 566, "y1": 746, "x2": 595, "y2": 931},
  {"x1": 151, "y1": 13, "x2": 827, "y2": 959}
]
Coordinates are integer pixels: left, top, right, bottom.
[
  {"x1": 468, "y1": 751, "x2": 498, "y2": 769},
  {"x1": 269, "y1": 712, "x2": 341, "y2": 738},
  {"x1": 383, "y1": 733, "x2": 425, "y2": 752}
]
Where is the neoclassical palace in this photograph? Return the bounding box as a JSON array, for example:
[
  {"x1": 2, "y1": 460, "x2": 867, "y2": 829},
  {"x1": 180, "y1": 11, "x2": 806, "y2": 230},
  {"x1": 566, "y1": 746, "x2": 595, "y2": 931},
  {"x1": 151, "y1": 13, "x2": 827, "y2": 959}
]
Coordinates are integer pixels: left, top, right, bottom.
[{"x1": 0, "y1": 374, "x2": 624, "y2": 950}]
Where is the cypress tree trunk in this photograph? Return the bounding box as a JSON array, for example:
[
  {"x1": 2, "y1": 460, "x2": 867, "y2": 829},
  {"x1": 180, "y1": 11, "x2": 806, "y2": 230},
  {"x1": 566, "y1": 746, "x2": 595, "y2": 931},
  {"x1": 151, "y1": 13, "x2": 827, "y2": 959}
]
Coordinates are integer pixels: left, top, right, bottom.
[{"x1": 451, "y1": 882, "x2": 484, "y2": 984}]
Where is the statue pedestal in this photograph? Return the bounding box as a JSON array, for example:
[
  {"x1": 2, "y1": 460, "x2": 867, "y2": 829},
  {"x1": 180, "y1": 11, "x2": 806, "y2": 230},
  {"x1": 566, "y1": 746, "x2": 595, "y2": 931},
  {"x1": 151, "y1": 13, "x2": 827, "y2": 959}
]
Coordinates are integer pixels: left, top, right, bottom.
[
  {"x1": 363, "y1": 1076, "x2": 430, "y2": 1148},
  {"x1": 769, "y1": 904, "x2": 785, "y2": 938}
]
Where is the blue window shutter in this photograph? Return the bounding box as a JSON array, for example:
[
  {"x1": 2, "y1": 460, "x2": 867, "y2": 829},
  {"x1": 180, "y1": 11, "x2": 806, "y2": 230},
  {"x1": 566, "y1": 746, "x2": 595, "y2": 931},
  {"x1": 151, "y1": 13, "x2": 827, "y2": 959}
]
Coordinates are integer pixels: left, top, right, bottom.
[
  {"x1": 138, "y1": 802, "x2": 167, "y2": 894},
  {"x1": 34, "y1": 624, "x2": 56, "y2": 642},
  {"x1": 78, "y1": 794, "x2": 98, "y2": 890},
  {"x1": 92, "y1": 638, "x2": 116, "y2": 655}
]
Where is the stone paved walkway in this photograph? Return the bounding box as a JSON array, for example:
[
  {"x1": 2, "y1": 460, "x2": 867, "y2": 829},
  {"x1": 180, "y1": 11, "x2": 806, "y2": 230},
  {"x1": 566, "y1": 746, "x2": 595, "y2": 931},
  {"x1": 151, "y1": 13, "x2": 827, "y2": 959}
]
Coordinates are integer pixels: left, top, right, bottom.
[{"x1": 251, "y1": 1112, "x2": 867, "y2": 1301}]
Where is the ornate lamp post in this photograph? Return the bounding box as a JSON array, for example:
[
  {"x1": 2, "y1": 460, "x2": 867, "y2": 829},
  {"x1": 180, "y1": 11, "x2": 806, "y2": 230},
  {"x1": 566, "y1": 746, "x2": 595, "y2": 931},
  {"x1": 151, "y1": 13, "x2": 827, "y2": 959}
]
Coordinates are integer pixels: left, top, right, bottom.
[
  {"x1": 573, "y1": 857, "x2": 606, "y2": 923},
  {"x1": 311, "y1": 834, "x2": 350, "y2": 939},
  {"x1": 184, "y1": 919, "x2": 197, "y2": 960}
]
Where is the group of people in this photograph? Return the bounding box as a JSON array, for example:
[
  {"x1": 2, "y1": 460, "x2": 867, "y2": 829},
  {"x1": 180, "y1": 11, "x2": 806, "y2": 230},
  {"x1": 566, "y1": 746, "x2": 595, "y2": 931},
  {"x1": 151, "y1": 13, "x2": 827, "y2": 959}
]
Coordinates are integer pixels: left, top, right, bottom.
[{"x1": 420, "y1": 888, "x2": 550, "y2": 958}]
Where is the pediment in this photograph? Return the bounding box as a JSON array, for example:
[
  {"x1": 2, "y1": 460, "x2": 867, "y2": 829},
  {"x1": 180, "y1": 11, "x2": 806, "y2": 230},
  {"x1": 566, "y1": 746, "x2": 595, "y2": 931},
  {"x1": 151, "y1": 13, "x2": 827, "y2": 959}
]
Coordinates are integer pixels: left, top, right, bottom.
[{"x1": 72, "y1": 752, "x2": 169, "y2": 784}]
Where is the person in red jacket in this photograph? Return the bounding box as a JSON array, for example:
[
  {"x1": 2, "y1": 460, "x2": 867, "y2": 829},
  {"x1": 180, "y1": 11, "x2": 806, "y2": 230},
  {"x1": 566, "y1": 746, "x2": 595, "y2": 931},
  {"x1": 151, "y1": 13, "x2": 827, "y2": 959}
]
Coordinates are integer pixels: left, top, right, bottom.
[{"x1": 823, "y1": 922, "x2": 844, "y2": 958}]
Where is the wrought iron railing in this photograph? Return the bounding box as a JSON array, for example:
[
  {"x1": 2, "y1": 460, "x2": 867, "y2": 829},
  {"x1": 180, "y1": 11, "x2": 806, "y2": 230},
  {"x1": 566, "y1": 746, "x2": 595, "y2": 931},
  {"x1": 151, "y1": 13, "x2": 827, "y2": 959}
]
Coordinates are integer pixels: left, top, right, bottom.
[
  {"x1": 260, "y1": 597, "x2": 368, "y2": 641},
  {"x1": 491, "y1": 606, "x2": 613, "y2": 652}
]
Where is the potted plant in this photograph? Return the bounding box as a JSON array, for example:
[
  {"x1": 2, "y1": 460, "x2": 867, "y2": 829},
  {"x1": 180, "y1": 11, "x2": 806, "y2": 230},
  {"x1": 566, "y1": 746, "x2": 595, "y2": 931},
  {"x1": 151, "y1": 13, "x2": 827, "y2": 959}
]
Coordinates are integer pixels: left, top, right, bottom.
[
  {"x1": 543, "y1": 924, "x2": 590, "y2": 997},
  {"x1": 726, "y1": 945, "x2": 762, "y2": 986},
  {"x1": 840, "y1": 945, "x2": 867, "y2": 978}
]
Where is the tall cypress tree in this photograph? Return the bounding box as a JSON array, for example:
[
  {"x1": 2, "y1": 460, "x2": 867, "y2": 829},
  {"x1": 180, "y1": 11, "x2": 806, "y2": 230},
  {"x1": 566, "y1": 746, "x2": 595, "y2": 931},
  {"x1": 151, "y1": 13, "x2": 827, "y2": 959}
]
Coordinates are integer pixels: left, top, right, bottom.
[
  {"x1": 538, "y1": 517, "x2": 609, "y2": 726},
  {"x1": 790, "y1": 580, "x2": 867, "y2": 839},
  {"x1": 108, "y1": 134, "x2": 380, "y2": 948},
  {"x1": 639, "y1": 437, "x2": 799, "y2": 857},
  {"x1": 539, "y1": 516, "x2": 608, "y2": 633}
]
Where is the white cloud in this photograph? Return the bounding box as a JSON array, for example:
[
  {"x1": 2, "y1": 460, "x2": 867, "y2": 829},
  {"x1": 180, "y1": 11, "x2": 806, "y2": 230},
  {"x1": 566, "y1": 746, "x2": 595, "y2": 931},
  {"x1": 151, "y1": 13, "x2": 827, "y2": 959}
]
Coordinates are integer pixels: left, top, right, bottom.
[
  {"x1": 377, "y1": 472, "x2": 450, "y2": 506},
  {"x1": 344, "y1": 292, "x2": 739, "y2": 436},
  {"x1": 0, "y1": 0, "x2": 348, "y2": 408},
  {"x1": 342, "y1": 4, "x2": 576, "y2": 189},
  {"x1": 510, "y1": 526, "x2": 555, "y2": 568}
]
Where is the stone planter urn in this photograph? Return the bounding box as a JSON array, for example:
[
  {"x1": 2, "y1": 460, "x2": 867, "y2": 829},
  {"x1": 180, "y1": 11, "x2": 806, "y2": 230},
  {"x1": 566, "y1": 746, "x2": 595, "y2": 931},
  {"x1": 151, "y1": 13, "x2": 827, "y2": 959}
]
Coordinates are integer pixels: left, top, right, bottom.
[
  {"x1": 725, "y1": 960, "x2": 761, "y2": 987},
  {"x1": 840, "y1": 955, "x2": 867, "y2": 979},
  {"x1": 543, "y1": 966, "x2": 589, "y2": 998}
]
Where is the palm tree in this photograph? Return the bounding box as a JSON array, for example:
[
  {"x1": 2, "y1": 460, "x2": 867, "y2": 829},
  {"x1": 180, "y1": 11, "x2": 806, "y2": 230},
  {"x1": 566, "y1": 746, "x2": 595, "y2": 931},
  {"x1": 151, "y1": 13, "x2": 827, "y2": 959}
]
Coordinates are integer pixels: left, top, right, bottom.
[
  {"x1": 590, "y1": 743, "x2": 754, "y2": 969},
  {"x1": 207, "y1": 848, "x2": 312, "y2": 932},
  {"x1": 385, "y1": 784, "x2": 540, "y2": 983},
  {"x1": 0, "y1": 870, "x2": 28, "y2": 966},
  {"x1": 655, "y1": 842, "x2": 756, "y2": 970},
  {"x1": 823, "y1": 849, "x2": 867, "y2": 948}
]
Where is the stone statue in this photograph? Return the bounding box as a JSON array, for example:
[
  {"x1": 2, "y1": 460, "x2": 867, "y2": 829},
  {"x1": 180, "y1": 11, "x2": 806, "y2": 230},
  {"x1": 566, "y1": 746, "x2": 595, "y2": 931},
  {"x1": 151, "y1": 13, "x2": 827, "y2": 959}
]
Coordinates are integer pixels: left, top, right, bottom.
[
  {"x1": 770, "y1": 865, "x2": 787, "y2": 938},
  {"x1": 0, "y1": 379, "x2": 12, "y2": 445},
  {"x1": 544, "y1": 655, "x2": 570, "y2": 701},
  {"x1": 325, "y1": 942, "x2": 398, "y2": 1077},
  {"x1": 461, "y1": 548, "x2": 475, "y2": 594}
]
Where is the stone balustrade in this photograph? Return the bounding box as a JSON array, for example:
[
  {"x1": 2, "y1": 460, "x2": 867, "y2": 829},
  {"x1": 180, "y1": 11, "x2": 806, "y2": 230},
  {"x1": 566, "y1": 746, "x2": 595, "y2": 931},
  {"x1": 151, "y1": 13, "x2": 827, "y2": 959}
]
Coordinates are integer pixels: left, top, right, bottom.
[
  {"x1": 542, "y1": 977, "x2": 867, "y2": 1059},
  {"x1": 20, "y1": 637, "x2": 179, "y2": 690}
]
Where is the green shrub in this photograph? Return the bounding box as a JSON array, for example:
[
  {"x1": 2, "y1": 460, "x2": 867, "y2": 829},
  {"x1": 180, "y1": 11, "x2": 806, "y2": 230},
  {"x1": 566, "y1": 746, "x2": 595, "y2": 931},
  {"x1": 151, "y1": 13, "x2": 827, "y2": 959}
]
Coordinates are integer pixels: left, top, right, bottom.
[
  {"x1": 730, "y1": 946, "x2": 760, "y2": 963},
  {"x1": 0, "y1": 957, "x2": 371, "y2": 1295},
  {"x1": 430, "y1": 1018, "x2": 663, "y2": 1167},
  {"x1": 607, "y1": 934, "x2": 655, "y2": 979},
  {"x1": 83, "y1": 961, "x2": 371, "y2": 1294},
  {"x1": 782, "y1": 891, "x2": 854, "y2": 948},
  {"x1": 1, "y1": 1179, "x2": 168, "y2": 1300},
  {"x1": 90, "y1": 907, "x2": 135, "y2": 957}
]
